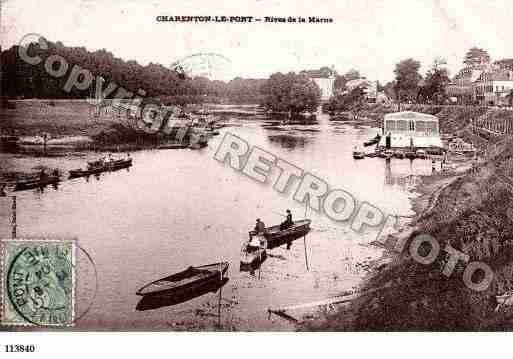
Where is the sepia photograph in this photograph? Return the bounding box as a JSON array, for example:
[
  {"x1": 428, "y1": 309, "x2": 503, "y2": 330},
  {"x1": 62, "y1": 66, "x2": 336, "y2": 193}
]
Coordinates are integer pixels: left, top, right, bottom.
[{"x1": 1, "y1": 0, "x2": 513, "y2": 356}]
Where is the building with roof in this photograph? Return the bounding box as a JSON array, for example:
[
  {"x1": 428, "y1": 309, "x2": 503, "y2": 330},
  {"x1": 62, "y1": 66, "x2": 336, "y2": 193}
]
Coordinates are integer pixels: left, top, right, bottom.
[
  {"x1": 446, "y1": 51, "x2": 513, "y2": 105},
  {"x1": 475, "y1": 68, "x2": 513, "y2": 106},
  {"x1": 446, "y1": 66, "x2": 487, "y2": 104}
]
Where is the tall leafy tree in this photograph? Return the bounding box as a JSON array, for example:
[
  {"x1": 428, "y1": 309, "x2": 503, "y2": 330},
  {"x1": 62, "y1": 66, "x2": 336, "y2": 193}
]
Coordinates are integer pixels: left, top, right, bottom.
[
  {"x1": 419, "y1": 57, "x2": 450, "y2": 104},
  {"x1": 463, "y1": 47, "x2": 490, "y2": 67},
  {"x1": 393, "y1": 58, "x2": 422, "y2": 103},
  {"x1": 261, "y1": 72, "x2": 321, "y2": 113}
]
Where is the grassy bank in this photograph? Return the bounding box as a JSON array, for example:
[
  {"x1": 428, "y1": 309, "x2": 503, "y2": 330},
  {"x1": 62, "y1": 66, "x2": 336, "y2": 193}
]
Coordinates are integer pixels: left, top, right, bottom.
[
  {"x1": 0, "y1": 99, "x2": 195, "y2": 148},
  {"x1": 305, "y1": 138, "x2": 513, "y2": 330}
]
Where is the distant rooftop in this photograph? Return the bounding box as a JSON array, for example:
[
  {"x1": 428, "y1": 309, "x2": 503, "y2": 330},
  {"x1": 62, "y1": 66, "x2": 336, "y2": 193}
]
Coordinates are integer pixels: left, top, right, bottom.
[
  {"x1": 302, "y1": 68, "x2": 335, "y2": 78},
  {"x1": 384, "y1": 111, "x2": 438, "y2": 120}
]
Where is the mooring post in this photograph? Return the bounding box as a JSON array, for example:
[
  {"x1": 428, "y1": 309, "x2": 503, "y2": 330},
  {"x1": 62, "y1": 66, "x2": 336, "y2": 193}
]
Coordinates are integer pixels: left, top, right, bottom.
[
  {"x1": 303, "y1": 235, "x2": 309, "y2": 271},
  {"x1": 258, "y1": 250, "x2": 262, "y2": 280},
  {"x1": 218, "y1": 263, "x2": 222, "y2": 328},
  {"x1": 11, "y1": 196, "x2": 16, "y2": 239}
]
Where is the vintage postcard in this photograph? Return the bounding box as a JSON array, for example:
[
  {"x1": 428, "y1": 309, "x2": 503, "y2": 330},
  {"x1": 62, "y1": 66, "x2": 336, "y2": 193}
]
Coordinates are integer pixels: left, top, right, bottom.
[{"x1": 1, "y1": 0, "x2": 513, "y2": 356}]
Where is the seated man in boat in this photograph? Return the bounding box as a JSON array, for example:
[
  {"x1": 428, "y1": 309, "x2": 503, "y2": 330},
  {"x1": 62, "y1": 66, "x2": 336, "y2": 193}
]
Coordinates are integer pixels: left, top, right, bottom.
[
  {"x1": 254, "y1": 218, "x2": 266, "y2": 234},
  {"x1": 280, "y1": 210, "x2": 294, "y2": 230},
  {"x1": 39, "y1": 169, "x2": 48, "y2": 181}
]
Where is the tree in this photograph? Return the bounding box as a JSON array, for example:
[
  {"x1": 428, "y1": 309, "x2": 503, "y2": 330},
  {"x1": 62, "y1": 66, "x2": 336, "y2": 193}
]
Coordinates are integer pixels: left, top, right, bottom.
[
  {"x1": 463, "y1": 47, "x2": 490, "y2": 67},
  {"x1": 260, "y1": 72, "x2": 321, "y2": 113},
  {"x1": 419, "y1": 57, "x2": 450, "y2": 104},
  {"x1": 383, "y1": 81, "x2": 397, "y2": 101},
  {"x1": 324, "y1": 86, "x2": 366, "y2": 119},
  {"x1": 393, "y1": 58, "x2": 422, "y2": 103},
  {"x1": 334, "y1": 69, "x2": 361, "y2": 92}
]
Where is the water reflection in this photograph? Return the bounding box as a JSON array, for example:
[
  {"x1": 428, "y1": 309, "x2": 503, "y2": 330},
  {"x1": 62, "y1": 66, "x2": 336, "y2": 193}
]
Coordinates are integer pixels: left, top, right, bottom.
[
  {"x1": 384, "y1": 158, "x2": 429, "y2": 189},
  {"x1": 266, "y1": 134, "x2": 310, "y2": 150},
  {"x1": 135, "y1": 278, "x2": 229, "y2": 311}
]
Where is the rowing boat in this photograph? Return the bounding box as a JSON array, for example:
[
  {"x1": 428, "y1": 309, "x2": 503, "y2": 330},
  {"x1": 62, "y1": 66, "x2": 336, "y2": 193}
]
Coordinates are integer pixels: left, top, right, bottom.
[
  {"x1": 353, "y1": 151, "x2": 365, "y2": 159},
  {"x1": 251, "y1": 219, "x2": 311, "y2": 250},
  {"x1": 14, "y1": 175, "x2": 60, "y2": 191},
  {"x1": 363, "y1": 134, "x2": 381, "y2": 147},
  {"x1": 69, "y1": 158, "x2": 132, "y2": 178},
  {"x1": 136, "y1": 262, "x2": 229, "y2": 296},
  {"x1": 158, "y1": 143, "x2": 189, "y2": 149}
]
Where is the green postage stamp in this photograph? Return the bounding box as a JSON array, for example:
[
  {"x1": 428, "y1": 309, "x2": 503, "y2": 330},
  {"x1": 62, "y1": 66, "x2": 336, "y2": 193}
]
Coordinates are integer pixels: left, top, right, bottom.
[{"x1": 1, "y1": 239, "x2": 75, "y2": 326}]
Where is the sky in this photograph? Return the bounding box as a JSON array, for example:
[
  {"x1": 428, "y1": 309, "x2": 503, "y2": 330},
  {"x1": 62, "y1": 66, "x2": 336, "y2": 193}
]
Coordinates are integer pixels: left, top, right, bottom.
[{"x1": 2, "y1": 0, "x2": 513, "y2": 83}]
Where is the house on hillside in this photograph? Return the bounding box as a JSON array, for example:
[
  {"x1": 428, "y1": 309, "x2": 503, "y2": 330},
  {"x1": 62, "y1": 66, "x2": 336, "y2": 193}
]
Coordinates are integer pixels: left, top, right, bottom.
[
  {"x1": 474, "y1": 69, "x2": 513, "y2": 106},
  {"x1": 302, "y1": 68, "x2": 336, "y2": 102},
  {"x1": 446, "y1": 53, "x2": 513, "y2": 106},
  {"x1": 446, "y1": 67, "x2": 486, "y2": 104}
]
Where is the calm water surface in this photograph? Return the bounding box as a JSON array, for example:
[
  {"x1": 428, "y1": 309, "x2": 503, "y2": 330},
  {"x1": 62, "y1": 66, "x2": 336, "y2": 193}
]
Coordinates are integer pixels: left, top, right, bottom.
[{"x1": 0, "y1": 110, "x2": 434, "y2": 330}]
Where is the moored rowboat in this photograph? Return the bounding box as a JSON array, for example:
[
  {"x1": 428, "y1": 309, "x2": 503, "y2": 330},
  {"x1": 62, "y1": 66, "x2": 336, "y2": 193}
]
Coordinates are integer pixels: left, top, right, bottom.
[
  {"x1": 14, "y1": 175, "x2": 60, "y2": 191},
  {"x1": 136, "y1": 262, "x2": 229, "y2": 296},
  {"x1": 363, "y1": 134, "x2": 381, "y2": 147},
  {"x1": 353, "y1": 151, "x2": 365, "y2": 159},
  {"x1": 158, "y1": 143, "x2": 189, "y2": 150}
]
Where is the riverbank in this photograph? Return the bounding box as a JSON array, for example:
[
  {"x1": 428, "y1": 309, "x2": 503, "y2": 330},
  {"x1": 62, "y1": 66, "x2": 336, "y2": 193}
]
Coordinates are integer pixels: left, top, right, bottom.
[
  {"x1": 0, "y1": 99, "x2": 219, "y2": 152},
  {"x1": 304, "y1": 136, "x2": 513, "y2": 330}
]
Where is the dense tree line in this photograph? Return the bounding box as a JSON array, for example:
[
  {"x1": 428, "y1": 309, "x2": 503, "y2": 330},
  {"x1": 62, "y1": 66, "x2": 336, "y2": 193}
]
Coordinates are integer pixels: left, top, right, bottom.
[{"x1": 0, "y1": 39, "x2": 265, "y2": 105}]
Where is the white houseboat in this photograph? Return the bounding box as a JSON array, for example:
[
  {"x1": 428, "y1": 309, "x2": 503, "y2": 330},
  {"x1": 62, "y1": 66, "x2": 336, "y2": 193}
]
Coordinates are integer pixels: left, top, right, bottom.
[{"x1": 378, "y1": 111, "x2": 443, "y2": 151}]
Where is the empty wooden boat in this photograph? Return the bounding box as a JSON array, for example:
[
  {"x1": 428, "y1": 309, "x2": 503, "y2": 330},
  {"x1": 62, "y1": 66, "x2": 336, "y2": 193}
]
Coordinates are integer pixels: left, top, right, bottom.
[
  {"x1": 363, "y1": 134, "x2": 381, "y2": 147},
  {"x1": 136, "y1": 262, "x2": 229, "y2": 296}
]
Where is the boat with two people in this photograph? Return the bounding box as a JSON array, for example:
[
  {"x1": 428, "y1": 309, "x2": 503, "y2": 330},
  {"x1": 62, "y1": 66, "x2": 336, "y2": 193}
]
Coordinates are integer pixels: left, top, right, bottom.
[
  {"x1": 69, "y1": 155, "x2": 132, "y2": 178},
  {"x1": 249, "y1": 215, "x2": 312, "y2": 250}
]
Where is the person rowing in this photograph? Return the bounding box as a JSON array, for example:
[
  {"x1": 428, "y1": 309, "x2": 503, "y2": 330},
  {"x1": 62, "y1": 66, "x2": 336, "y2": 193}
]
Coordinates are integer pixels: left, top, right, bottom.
[
  {"x1": 254, "y1": 218, "x2": 266, "y2": 234},
  {"x1": 280, "y1": 209, "x2": 294, "y2": 230}
]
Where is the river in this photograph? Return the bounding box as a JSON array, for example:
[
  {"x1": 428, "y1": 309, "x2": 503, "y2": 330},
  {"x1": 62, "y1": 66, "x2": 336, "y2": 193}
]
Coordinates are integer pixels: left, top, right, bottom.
[{"x1": 0, "y1": 108, "x2": 434, "y2": 330}]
